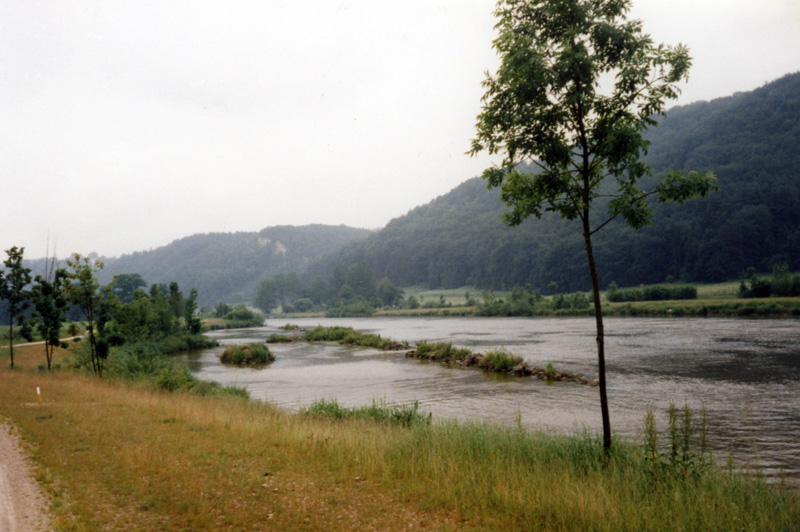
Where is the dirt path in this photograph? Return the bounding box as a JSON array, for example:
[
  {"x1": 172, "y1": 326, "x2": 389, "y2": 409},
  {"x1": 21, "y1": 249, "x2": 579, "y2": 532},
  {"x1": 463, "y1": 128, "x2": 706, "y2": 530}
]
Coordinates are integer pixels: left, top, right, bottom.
[{"x1": 0, "y1": 424, "x2": 52, "y2": 532}]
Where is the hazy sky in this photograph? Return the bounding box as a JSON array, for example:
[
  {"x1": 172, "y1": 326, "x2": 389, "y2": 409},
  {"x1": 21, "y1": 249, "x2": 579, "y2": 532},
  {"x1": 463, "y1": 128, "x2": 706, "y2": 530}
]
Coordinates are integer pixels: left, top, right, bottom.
[{"x1": 3, "y1": 0, "x2": 799, "y2": 259}]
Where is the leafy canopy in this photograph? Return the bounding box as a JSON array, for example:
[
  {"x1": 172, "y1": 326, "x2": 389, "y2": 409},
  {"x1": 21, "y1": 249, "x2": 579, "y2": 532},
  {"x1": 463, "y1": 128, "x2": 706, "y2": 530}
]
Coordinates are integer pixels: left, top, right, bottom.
[{"x1": 470, "y1": 0, "x2": 716, "y2": 231}]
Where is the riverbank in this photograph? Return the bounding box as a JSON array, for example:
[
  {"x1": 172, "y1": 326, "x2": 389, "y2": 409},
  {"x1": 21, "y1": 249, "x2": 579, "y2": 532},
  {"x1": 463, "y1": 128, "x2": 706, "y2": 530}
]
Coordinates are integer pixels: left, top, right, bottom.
[
  {"x1": 1, "y1": 343, "x2": 799, "y2": 530},
  {"x1": 278, "y1": 298, "x2": 800, "y2": 319}
]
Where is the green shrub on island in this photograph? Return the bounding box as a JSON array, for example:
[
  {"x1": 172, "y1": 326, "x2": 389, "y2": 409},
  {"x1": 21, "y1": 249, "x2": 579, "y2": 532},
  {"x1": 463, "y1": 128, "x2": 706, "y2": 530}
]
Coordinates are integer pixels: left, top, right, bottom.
[
  {"x1": 219, "y1": 343, "x2": 275, "y2": 365},
  {"x1": 479, "y1": 349, "x2": 524, "y2": 372},
  {"x1": 415, "y1": 341, "x2": 472, "y2": 363},
  {"x1": 303, "y1": 326, "x2": 402, "y2": 350},
  {"x1": 266, "y1": 333, "x2": 295, "y2": 343},
  {"x1": 304, "y1": 325, "x2": 356, "y2": 342}
]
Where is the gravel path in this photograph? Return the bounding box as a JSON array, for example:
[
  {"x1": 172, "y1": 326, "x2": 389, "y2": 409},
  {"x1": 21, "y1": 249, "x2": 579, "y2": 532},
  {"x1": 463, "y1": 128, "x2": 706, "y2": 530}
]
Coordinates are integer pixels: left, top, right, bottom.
[{"x1": 0, "y1": 424, "x2": 52, "y2": 532}]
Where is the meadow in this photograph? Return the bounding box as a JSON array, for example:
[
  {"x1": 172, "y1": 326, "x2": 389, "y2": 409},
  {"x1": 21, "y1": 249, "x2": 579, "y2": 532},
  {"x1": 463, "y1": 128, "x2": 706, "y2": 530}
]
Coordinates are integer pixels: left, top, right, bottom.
[{"x1": 1, "y1": 342, "x2": 798, "y2": 531}]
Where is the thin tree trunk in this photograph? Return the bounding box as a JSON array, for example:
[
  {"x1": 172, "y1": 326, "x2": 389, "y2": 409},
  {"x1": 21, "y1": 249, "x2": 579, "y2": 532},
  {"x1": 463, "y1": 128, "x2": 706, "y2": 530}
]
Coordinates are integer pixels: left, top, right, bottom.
[
  {"x1": 8, "y1": 321, "x2": 14, "y2": 368},
  {"x1": 582, "y1": 225, "x2": 611, "y2": 452}
]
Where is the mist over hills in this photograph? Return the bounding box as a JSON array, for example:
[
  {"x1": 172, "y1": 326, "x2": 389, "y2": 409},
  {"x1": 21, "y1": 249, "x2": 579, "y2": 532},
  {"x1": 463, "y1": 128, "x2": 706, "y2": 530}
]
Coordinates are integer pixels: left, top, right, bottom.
[
  {"x1": 98, "y1": 225, "x2": 371, "y2": 305},
  {"x1": 309, "y1": 72, "x2": 800, "y2": 292},
  {"x1": 18, "y1": 72, "x2": 798, "y2": 305}
]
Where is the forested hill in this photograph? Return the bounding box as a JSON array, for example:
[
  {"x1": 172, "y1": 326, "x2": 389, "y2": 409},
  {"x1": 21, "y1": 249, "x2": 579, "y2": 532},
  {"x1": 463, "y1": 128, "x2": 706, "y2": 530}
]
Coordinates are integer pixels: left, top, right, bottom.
[
  {"x1": 307, "y1": 72, "x2": 800, "y2": 292},
  {"x1": 98, "y1": 225, "x2": 371, "y2": 305}
]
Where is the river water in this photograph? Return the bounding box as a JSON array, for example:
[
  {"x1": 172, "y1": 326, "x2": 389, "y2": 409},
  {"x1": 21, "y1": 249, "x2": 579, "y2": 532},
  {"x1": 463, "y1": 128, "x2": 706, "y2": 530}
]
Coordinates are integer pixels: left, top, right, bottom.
[{"x1": 175, "y1": 316, "x2": 800, "y2": 480}]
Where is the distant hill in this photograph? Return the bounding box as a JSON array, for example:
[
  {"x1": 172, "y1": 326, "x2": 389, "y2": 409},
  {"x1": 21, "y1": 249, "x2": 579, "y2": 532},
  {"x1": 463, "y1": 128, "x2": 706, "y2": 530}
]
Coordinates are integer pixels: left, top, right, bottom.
[
  {"x1": 98, "y1": 225, "x2": 371, "y2": 305},
  {"x1": 307, "y1": 72, "x2": 800, "y2": 291}
]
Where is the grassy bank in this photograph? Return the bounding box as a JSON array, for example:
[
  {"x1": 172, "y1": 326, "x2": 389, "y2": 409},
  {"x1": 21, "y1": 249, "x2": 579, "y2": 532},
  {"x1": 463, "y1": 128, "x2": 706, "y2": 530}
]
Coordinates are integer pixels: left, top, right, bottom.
[{"x1": 1, "y1": 344, "x2": 798, "y2": 531}]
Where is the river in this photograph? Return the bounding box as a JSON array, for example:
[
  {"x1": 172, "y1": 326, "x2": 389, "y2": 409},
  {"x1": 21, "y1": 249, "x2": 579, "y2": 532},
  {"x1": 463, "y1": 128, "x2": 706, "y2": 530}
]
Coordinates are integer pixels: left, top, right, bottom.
[{"x1": 175, "y1": 316, "x2": 800, "y2": 481}]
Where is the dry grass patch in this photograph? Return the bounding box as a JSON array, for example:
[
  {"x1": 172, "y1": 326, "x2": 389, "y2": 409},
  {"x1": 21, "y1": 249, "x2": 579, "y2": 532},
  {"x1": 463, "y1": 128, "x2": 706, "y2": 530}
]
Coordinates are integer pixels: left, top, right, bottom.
[{"x1": 0, "y1": 369, "x2": 463, "y2": 531}]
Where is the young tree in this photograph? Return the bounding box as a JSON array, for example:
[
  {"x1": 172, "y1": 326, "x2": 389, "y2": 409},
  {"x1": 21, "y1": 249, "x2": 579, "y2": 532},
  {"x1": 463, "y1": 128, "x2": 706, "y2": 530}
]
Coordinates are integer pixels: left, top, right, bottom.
[
  {"x1": 30, "y1": 265, "x2": 70, "y2": 370},
  {"x1": 470, "y1": 0, "x2": 717, "y2": 451},
  {"x1": 1, "y1": 247, "x2": 33, "y2": 368},
  {"x1": 184, "y1": 288, "x2": 201, "y2": 334},
  {"x1": 168, "y1": 281, "x2": 184, "y2": 325},
  {"x1": 66, "y1": 253, "x2": 106, "y2": 376}
]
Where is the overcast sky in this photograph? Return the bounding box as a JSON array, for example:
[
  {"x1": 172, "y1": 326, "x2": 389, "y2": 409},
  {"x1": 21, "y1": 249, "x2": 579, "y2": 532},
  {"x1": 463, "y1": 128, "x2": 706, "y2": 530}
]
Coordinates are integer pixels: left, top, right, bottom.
[{"x1": 3, "y1": 0, "x2": 799, "y2": 259}]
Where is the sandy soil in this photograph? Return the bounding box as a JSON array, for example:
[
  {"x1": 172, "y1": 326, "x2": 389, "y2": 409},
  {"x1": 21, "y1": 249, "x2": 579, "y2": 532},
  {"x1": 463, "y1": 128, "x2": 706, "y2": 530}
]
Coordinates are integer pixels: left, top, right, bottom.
[{"x1": 0, "y1": 424, "x2": 52, "y2": 532}]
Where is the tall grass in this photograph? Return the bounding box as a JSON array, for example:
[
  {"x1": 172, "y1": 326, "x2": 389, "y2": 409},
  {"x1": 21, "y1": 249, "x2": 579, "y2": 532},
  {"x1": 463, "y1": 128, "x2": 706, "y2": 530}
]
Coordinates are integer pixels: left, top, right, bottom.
[{"x1": 300, "y1": 399, "x2": 431, "y2": 427}]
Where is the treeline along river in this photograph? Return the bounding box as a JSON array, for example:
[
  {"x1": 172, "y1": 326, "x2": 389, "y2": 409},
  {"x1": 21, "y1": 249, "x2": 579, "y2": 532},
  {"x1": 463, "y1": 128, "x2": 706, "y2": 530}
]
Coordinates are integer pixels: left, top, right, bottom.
[{"x1": 175, "y1": 317, "x2": 800, "y2": 481}]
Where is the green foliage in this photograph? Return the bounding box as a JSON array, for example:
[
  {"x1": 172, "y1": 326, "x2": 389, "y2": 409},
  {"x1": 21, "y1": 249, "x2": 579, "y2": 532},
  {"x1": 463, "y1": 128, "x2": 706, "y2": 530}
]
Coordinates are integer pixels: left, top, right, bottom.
[
  {"x1": 468, "y1": 0, "x2": 717, "y2": 452},
  {"x1": 551, "y1": 292, "x2": 591, "y2": 311},
  {"x1": 302, "y1": 326, "x2": 399, "y2": 350},
  {"x1": 304, "y1": 326, "x2": 358, "y2": 342},
  {"x1": 0, "y1": 246, "x2": 33, "y2": 368},
  {"x1": 479, "y1": 350, "x2": 524, "y2": 373},
  {"x1": 214, "y1": 302, "x2": 231, "y2": 318},
  {"x1": 738, "y1": 263, "x2": 800, "y2": 298},
  {"x1": 219, "y1": 343, "x2": 274, "y2": 366},
  {"x1": 376, "y1": 278, "x2": 405, "y2": 307},
  {"x1": 105, "y1": 342, "x2": 246, "y2": 398},
  {"x1": 265, "y1": 333, "x2": 294, "y2": 343},
  {"x1": 325, "y1": 300, "x2": 376, "y2": 317},
  {"x1": 30, "y1": 266, "x2": 70, "y2": 370},
  {"x1": 415, "y1": 342, "x2": 473, "y2": 363},
  {"x1": 606, "y1": 284, "x2": 698, "y2": 302},
  {"x1": 300, "y1": 399, "x2": 431, "y2": 427},
  {"x1": 209, "y1": 304, "x2": 264, "y2": 329},
  {"x1": 111, "y1": 273, "x2": 146, "y2": 303},
  {"x1": 478, "y1": 285, "x2": 590, "y2": 315},
  {"x1": 643, "y1": 402, "x2": 711, "y2": 480},
  {"x1": 184, "y1": 288, "x2": 201, "y2": 334}
]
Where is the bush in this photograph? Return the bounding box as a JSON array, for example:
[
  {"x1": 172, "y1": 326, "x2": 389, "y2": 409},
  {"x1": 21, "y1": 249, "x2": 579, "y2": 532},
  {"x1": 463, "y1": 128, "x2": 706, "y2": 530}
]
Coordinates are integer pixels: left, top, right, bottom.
[
  {"x1": 219, "y1": 343, "x2": 275, "y2": 365},
  {"x1": 607, "y1": 284, "x2": 698, "y2": 302},
  {"x1": 304, "y1": 326, "x2": 357, "y2": 342},
  {"x1": 415, "y1": 342, "x2": 472, "y2": 362},
  {"x1": 479, "y1": 350, "x2": 524, "y2": 372}
]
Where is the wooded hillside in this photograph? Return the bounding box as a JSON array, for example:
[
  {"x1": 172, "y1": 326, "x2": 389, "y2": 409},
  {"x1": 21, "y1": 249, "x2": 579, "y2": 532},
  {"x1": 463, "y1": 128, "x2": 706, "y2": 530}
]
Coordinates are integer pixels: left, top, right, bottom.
[
  {"x1": 98, "y1": 225, "x2": 371, "y2": 305},
  {"x1": 308, "y1": 72, "x2": 800, "y2": 292}
]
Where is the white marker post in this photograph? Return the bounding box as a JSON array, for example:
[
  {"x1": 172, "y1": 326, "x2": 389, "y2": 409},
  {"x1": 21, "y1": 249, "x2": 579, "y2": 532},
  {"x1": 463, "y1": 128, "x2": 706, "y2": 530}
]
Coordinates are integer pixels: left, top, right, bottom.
[{"x1": 36, "y1": 386, "x2": 42, "y2": 405}]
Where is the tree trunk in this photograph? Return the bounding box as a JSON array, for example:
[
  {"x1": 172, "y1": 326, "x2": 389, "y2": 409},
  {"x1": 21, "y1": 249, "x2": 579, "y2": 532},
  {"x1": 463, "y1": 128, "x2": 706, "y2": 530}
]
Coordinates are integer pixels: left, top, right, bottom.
[
  {"x1": 8, "y1": 321, "x2": 14, "y2": 368},
  {"x1": 582, "y1": 226, "x2": 612, "y2": 453}
]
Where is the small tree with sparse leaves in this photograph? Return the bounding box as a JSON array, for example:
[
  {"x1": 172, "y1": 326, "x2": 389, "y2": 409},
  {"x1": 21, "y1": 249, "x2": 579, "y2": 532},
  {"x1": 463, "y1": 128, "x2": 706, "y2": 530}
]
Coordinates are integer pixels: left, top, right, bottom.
[{"x1": 470, "y1": 0, "x2": 717, "y2": 452}]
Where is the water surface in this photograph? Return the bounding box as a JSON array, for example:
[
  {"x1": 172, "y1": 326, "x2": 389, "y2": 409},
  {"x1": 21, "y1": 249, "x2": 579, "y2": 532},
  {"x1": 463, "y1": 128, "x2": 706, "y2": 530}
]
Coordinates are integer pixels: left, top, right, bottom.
[{"x1": 176, "y1": 317, "x2": 800, "y2": 480}]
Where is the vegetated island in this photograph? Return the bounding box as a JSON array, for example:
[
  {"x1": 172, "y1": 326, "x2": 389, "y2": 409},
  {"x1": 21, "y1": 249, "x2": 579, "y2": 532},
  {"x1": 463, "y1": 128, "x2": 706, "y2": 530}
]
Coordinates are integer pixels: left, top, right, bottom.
[{"x1": 268, "y1": 325, "x2": 598, "y2": 386}]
